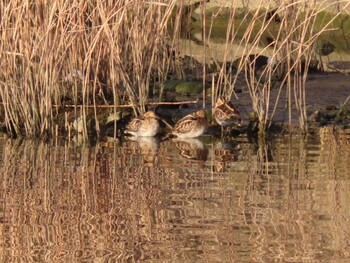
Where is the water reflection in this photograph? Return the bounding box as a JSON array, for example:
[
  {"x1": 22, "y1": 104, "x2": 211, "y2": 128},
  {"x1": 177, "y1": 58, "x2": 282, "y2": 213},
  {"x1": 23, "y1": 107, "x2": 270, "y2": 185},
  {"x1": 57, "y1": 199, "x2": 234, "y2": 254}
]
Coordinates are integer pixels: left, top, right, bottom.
[
  {"x1": 0, "y1": 128, "x2": 350, "y2": 262},
  {"x1": 173, "y1": 138, "x2": 208, "y2": 161},
  {"x1": 212, "y1": 139, "x2": 239, "y2": 172},
  {"x1": 126, "y1": 136, "x2": 159, "y2": 166}
]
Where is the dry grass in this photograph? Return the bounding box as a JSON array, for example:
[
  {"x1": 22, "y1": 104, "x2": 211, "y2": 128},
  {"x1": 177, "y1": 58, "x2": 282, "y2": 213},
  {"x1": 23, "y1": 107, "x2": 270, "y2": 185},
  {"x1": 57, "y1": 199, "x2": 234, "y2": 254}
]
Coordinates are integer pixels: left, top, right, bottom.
[
  {"x1": 212, "y1": 0, "x2": 350, "y2": 134},
  {"x1": 0, "y1": 0, "x2": 179, "y2": 138}
]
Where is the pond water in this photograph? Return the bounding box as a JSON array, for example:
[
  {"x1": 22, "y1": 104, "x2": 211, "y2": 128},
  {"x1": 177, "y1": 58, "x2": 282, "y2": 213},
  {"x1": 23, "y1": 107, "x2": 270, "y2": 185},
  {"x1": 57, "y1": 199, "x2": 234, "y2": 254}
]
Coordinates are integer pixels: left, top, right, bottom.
[{"x1": 0, "y1": 127, "x2": 350, "y2": 262}]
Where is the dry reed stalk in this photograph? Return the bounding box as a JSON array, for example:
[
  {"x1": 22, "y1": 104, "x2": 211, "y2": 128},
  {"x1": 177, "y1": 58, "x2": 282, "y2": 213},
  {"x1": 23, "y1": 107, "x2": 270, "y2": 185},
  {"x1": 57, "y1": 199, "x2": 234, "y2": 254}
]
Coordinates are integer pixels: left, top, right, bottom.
[
  {"x1": 210, "y1": 3, "x2": 248, "y2": 102},
  {"x1": 0, "y1": 0, "x2": 179, "y2": 139},
  {"x1": 213, "y1": 0, "x2": 349, "y2": 134},
  {"x1": 201, "y1": 0, "x2": 207, "y2": 109},
  {"x1": 270, "y1": 0, "x2": 350, "y2": 131},
  {"x1": 50, "y1": 99, "x2": 199, "y2": 108}
]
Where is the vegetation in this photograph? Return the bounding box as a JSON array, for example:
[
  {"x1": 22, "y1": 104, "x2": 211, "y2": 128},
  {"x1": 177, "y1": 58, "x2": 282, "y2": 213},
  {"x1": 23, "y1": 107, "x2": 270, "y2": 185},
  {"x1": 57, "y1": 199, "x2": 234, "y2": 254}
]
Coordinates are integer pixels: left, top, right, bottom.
[{"x1": 0, "y1": 0, "x2": 349, "y2": 139}]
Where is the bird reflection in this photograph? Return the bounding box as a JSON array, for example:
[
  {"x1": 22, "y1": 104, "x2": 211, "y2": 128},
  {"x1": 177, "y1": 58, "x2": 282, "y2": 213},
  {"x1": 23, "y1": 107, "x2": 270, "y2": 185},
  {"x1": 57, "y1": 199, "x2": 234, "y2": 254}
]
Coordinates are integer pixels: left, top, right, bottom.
[
  {"x1": 213, "y1": 139, "x2": 239, "y2": 172},
  {"x1": 126, "y1": 136, "x2": 159, "y2": 166},
  {"x1": 173, "y1": 138, "x2": 208, "y2": 161}
]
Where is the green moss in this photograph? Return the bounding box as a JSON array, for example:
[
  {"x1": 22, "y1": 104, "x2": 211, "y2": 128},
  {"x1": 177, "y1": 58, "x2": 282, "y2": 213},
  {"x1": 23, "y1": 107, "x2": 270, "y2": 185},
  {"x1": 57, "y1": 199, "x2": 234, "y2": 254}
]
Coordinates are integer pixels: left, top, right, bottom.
[
  {"x1": 315, "y1": 11, "x2": 350, "y2": 30},
  {"x1": 175, "y1": 82, "x2": 203, "y2": 96},
  {"x1": 164, "y1": 79, "x2": 185, "y2": 91},
  {"x1": 191, "y1": 7, "x2": 260, "y2": 42}
]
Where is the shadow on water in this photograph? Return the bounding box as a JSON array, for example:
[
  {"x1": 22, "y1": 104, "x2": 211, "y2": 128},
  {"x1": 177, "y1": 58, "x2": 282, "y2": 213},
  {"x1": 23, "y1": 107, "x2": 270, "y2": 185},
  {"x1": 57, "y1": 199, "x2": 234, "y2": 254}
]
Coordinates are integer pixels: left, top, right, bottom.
[{"x1": 1, "y1": 128, "x2": 350, "y2": 262}]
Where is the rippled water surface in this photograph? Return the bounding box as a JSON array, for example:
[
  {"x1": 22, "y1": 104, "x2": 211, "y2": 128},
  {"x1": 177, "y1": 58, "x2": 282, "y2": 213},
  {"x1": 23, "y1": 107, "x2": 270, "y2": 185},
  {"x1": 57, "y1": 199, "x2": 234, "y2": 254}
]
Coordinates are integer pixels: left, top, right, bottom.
[{"x1": 1, "y1": 127, "x2": 350, "y2": 262}]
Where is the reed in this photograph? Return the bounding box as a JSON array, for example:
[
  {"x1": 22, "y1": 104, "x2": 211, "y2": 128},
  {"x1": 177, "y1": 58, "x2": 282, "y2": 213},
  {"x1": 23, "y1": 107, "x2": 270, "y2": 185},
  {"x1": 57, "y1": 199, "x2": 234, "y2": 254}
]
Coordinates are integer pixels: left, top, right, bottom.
[
  {"x1": 0, "y1": 0, "x2": 178, "y2": 138},
  {"x1": 212, "y1": 0, "x2": 350, "y2": 135}
]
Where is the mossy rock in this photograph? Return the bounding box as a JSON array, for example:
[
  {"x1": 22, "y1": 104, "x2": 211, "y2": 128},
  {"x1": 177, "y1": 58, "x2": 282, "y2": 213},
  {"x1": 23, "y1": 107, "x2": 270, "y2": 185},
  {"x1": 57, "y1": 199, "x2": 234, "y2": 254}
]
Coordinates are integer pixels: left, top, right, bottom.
[
  {"x1": 163, "y1": 79, "x2": 185, "y2": 91},
  {"x1": 175, "y1": 82, "x2": 203, "y2": 96}
]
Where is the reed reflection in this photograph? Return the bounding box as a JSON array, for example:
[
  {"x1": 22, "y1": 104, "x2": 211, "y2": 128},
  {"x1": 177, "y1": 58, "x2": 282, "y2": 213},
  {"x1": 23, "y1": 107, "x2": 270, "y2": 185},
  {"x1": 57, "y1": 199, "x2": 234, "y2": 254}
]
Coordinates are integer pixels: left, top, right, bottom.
[{"x1": 0, "y1": 128, "x2": 349, "y2": 262}]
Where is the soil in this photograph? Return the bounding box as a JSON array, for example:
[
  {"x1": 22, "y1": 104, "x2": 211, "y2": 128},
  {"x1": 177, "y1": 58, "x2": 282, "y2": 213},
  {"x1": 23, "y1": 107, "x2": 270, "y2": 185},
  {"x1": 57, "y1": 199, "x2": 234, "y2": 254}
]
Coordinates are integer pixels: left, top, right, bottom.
[{"x1": 232, "y1": 72, "x2": 350, "y2": 126}]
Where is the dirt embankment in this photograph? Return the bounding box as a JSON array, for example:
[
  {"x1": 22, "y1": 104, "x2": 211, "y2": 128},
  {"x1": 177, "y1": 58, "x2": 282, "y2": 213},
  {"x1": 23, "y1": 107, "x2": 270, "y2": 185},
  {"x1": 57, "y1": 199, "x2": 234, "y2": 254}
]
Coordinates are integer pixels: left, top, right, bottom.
[
  {"x1": 189, "y1": 0, "x2": 350, "y2": 13},
  {"x1": 233, "y1": 72, "x2": 350, "y2": 125}
]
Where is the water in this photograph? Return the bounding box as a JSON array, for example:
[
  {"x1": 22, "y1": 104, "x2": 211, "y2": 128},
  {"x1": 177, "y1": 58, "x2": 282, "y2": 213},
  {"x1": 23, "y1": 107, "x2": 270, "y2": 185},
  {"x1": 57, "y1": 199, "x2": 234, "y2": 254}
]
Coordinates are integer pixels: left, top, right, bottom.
[{"x1": 0, "y1": 127, "x2": 350, "y2": 262}]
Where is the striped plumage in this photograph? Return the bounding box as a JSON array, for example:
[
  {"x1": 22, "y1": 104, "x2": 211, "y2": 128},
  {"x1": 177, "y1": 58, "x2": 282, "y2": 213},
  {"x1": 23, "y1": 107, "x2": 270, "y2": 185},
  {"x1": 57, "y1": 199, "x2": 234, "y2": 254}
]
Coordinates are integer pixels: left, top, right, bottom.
[
  {"x1": 125, "y1": 111, "x2": 160, "y2": 137},
  {"x1": 171, "y1": 110, "x2": 208, "y2": 138},
  {"x1": 214, "y1": 98, "x2": 242, "y2": 128}
]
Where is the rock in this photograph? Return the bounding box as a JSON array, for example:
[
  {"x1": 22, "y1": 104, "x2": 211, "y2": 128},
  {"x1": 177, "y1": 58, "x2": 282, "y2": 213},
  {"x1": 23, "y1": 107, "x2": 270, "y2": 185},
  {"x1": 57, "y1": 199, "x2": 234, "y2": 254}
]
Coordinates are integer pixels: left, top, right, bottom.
[
  {"x1": 163, "y1": 79, "x2": 184, "y2": 91},
  {"x1": 175, "y1": 82, "x2": 203, "y2": 96}
]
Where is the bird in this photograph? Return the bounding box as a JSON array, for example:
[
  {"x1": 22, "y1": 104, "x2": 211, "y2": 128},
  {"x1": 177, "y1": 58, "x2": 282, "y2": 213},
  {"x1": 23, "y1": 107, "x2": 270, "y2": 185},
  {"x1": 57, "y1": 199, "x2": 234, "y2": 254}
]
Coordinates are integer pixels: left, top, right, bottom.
[
  {"x1": 214, "y1": 98, "x2": 243, "y2": 135},
  {"x1": 125, "y1": 111, "x2": 160, "y2": 137},
  {"x1": 171, "y1": 110, "x2": 208, "y2": 138}
]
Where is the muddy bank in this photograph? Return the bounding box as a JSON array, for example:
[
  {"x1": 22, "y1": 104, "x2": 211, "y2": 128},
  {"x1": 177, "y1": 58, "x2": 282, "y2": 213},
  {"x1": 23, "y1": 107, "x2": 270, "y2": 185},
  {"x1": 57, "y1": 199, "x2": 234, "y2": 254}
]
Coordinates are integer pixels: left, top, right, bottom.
[
  {"x1": 233, "y1": 72, "x2": 350, "y2": 126},
  {"x1": 188, "y1": 0, "x2": 350, "y2": 13},
  {"x1": 177, "y1": 34, "x2": 350, "y2": 74}
]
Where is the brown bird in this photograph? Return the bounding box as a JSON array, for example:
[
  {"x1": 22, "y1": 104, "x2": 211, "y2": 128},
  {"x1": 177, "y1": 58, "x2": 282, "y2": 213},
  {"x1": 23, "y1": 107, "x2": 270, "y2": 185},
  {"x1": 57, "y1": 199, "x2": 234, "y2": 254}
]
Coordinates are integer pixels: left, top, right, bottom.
[
  {"x1": 125, "y1": 111, "x2": 160, "y2": 137},
  {"x1": 214, "y1": 98, "x2": 243, "y2": 135},
  {"x1": 171, "y1": 110, "x2": 208, "y2": 138}
]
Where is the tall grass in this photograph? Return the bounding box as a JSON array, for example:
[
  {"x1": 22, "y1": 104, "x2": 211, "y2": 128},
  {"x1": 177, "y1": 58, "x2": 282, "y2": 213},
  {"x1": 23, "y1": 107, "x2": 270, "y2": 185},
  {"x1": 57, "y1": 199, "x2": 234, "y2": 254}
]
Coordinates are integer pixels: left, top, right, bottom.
[
  {"x1": 0, "y1": 0, "x2": 179, "y2": 138},
  {"x1": 212, "y1": 0, "x2": 350, "y2": 134}
]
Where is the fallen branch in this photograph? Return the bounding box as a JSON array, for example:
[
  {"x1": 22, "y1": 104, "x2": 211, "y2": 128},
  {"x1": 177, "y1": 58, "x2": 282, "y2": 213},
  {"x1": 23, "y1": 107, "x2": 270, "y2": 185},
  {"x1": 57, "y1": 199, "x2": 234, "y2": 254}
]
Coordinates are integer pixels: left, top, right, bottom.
[
  {"x1": 160, "y1": 118, "x2": 174, "y2": 130},
  {"x1": 52, "y1": 99, "x2": 199, "y2": 108}
]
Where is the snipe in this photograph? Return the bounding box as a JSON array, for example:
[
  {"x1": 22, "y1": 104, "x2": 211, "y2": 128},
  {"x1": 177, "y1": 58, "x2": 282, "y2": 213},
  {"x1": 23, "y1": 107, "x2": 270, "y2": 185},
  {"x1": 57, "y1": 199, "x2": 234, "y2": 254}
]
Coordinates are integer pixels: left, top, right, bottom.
[
  {"x1": 214, "y1": 98, "x2": 242, "y2": 135},
  {"x1": 171, "y1": 110, "x2": 208, "y2": 138},
  {"x1": 125, "y1": 111, "x2": 160, "y2": 137}
]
